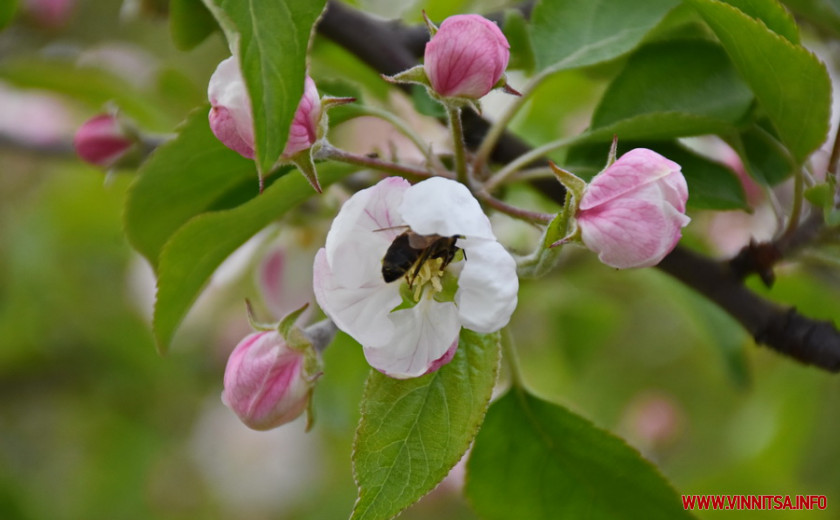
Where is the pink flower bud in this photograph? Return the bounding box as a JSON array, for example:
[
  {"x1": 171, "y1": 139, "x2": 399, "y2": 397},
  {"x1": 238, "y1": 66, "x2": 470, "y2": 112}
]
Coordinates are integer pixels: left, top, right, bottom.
[
  {"x1": 423, "y1": 14, "x2": 510, "y2": 99},
  {"x1": 576, "y1": 148, "x2": 690, "y2": 269},
  {"x1": 283, "y1": 76, "x2": 321, "y2": 158},
  {"x1": 208, "y1": 56, "x2": 255, "y2": 159},
  {"x1": 73, "y1": 114, "x2": 134, "y2": 168},
  {"x1": 222, "y1": 331, "x2": 319, "y2": 430},
  {"x1": 208, "y1": 55, "x2": 321, "y2": 160}
]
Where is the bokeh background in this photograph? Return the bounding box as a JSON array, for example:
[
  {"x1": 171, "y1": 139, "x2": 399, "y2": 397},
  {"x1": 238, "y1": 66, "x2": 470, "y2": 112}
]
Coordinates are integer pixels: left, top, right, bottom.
[{"x1": 2, "y1": 0, "x2": 840, "y2": 519}]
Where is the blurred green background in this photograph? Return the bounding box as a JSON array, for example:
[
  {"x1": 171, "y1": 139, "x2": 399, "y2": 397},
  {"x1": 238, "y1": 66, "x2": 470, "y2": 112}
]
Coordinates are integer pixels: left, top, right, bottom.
[{"x1": 2, "y1": 0, "x2": 840, "y2": 519}]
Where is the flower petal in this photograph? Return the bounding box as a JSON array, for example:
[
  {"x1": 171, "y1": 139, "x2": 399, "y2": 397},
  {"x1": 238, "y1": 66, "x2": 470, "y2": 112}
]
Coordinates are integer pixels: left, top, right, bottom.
[
  {"x1": 455, "y1": 239, "x2": 518, "y2": 333},
  {"x1": 400, "y1": 177, "x2": 495, "y2": 239},
  {"x1": 325, "y1": 177, "x2": 409, "y2": 286},
  {"x1": 580, "y1": 148, "x2": 681, "y2": 210},
  {"x1": 313, "y1": 249, "x2": 400, "y2": 347},
  {"x1": 364, "y1": 299, "x2": 461, "y2": 378},
  {"x1": 578, "y1": 196, "x2": 690, "y2": 269}
]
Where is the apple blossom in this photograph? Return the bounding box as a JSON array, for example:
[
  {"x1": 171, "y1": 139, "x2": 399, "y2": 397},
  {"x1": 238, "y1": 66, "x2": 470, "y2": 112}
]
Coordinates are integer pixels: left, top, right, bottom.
[
  {"x1": 576, "y1": 148, "x2": 690, "y2": 269},
  {"x1": 74, "y1": 114, "x2": 134, "y2": 168},
  {"x1": 222, "y1": 330, "x2": 321, "y2": 431},
  {"x1": 208, "y1": 55, "x2": 321, "y2": 160},
  {"x1": 313, "y1": 177, "x2": 518, "y2": 379},
  {"x1": 424, "y1": 14, "x2": 510, "y2": 99}
]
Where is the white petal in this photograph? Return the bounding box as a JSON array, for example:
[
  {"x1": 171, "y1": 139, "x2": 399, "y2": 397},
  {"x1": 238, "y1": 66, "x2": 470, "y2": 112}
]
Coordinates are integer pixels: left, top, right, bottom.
[
  {"x1": 207, "y1": 56, "x2": 254, "y2": 145},
  {"x1": 325, "y1": 177, "x2": 409, "y2": 286},
  {"x1": 400, "y1": 177, "x2": 495, "y2": 239},
  {"x1": 364, "y1": 299, "x2": 461, "y2": 378},
  {"x1": 313, "y1": 249, "x2": 401, "y2": 347},
  {"x1": 455, "y1": 240, "x2": 518, "y2": 333}
]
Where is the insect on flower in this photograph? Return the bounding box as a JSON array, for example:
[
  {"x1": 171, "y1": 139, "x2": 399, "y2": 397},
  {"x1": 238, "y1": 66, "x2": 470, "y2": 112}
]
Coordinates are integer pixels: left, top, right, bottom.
[{"x1": 380, "y1": 228, "x2": 461, "y2": 286}]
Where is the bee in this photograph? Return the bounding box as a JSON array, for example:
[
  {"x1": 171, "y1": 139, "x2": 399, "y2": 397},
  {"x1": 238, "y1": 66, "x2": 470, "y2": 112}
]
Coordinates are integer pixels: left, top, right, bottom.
[{"x1": 380, "y1": 229, "x2": 461, "y2": 286}]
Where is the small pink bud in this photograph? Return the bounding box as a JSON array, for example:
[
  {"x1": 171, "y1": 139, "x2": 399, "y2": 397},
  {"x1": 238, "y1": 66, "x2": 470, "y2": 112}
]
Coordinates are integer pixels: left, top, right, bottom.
[
  {"x1": 208, "y1": 56, "x2": 255, "y2": 159},
  {"x1": 73, "y1": 114, "x2": 134, "y2": 168},
  {"x1": 576, "y1": 148, "x2": 690, "y2": 269},
  {"x1": 283, "y1": 76, "x2": 321, "y2": 158},
  {"x1": 222, "y1": 331, "x2": 320, "y2": 430},
  {"x1": 424, "y1": 14, "x2": 510, "y2": 99}
]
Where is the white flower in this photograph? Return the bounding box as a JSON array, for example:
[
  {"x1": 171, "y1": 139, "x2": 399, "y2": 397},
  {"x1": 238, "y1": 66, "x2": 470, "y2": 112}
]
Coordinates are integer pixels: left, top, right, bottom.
[{"x1": 313, "y1": 177, "x2": 518, "y2": 379}]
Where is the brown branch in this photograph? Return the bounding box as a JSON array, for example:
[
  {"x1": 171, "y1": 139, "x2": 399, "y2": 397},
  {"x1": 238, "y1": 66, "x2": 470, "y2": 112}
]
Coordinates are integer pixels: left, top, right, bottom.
[{"x1": 317, "y1": 1, "x2": 840, "y2": 372}]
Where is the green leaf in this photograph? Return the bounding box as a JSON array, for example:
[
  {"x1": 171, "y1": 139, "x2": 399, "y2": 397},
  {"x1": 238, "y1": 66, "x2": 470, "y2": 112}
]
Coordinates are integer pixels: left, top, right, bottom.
[
  {"x1": 466, "y1": 390, "x2": 695, "y2": 520},
  {"x1": 729, "y1": 121, "x2": 796, "y2": 185},
  {"x1": 530, "y1": 0, "x2": 679, "y2": 72},
  {"x1": 125, "y1": 108, "x2": 259, "y2": 269},
  {"x1": 782, "y1": 0, "x2": 840, "y2": 38},
  {"x1": 0, "y1": 0, "x2": 18, "y2": 30},
  {"x1": 351, "y1": 330, "x2": 500, "y2": 520},
  {"x1": 686, "y1": 0, "x2": 831, "y2": 163},
  {"x1": 588, "y1": 40, "x2": 753, "y2": 141},
  {"x1": 503, "y1": 9, "x2": 536, "y2": 72},
  {"x1": 202, "y1": 0, "x2": 327, "y2": 177},
  {"x1": 170, "y1": 0, "x2": 219, "y2": 50},
  {"x1": 723, "y1": 0, "x2": 800, "y2": 43},
  {"x1": 152, "y1": 163, "x2": 352, "y2": 351}
]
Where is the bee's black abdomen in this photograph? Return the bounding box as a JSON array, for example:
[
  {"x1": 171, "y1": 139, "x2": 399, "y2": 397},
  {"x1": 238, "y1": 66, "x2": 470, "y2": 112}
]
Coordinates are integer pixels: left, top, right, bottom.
[{"x1": 381, "y1": 233, "x2": 420, "y2": 283}]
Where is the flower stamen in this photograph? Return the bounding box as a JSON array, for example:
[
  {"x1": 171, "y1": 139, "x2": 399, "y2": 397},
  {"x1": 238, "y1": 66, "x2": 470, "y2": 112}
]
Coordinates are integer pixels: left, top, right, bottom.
[{"x1": 411, "y1": 257, "x2": 446, "y2": 301}]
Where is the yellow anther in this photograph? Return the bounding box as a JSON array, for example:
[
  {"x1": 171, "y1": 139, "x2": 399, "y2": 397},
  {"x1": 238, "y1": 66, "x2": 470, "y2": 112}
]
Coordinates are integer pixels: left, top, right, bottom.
[{"x1": 411, "y1": 258, "x2": 446, "y2": 301}]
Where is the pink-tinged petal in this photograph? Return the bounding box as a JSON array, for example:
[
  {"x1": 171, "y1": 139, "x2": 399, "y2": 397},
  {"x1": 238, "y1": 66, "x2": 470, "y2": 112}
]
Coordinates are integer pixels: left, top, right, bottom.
[
  {"x1": 325, "y1": 177, "x2": 410, "y2": 285},
  {"x1": 222, "y1": 331, "x2": 317, "y2": 430},
  {"x1": 578, "y1": 197, "x2": 690, "y2": 269},
  {"x1": 580, "y1": 148, "x2": 682, "y2": 210},
  {"x1": 424, "y1": 14, "x2": 510, "y2": 99},
  {"x1": 313, "y1": 249, "x2": 400, "y2": 348},
  {"x1": 208, "y1": 56, "x2": 255, "y2": 159},
  {"x1": 74, "y1": 114, "x2": 134, "y2": 167},
  {"x1": 400, "y1": 176, "x2": 495, "y2": 239},
  {"x1": 455, "y1": 240, "x2": 518, "y2": 332},
  {"x1": 424, "y1": 339, "x2": 459, "y2": 374},
  {"x1": 209, "y1": 106, "x2": 254, "y2": 159},
  {"x1": 365, "y1": 299, "x2": 461, "y2": 378},
  {"x1": 283, "y1": 76, "x2": 322, "y2": 157}
]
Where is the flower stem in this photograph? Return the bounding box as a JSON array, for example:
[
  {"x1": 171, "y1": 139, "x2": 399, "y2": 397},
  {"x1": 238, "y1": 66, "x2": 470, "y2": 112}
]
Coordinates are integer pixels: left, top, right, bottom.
[
  {"x1": 316, "y1": 143, "x2": 438, "y2": 180},
  {"x1": 501, "y1": 327, "x2": 524, "y2": 389},
  {"x1": 476, "y1": 190, "x2": 554, "y2": 224},
  {"x1": 473, "y1": 70, "x2": 551, "y2": 174},
  {"x1": 483, "y1": 135, "x2": 580, "y2": 193},
  {"x1": 779, "y1": 166, "x2": 805, "y2": 243},
  {"x1": 351, "y1": 104, "x2": 446, "y2": 171},
  {"x1": 446, "y1": 106, "x2": 469, "y2": 185}
]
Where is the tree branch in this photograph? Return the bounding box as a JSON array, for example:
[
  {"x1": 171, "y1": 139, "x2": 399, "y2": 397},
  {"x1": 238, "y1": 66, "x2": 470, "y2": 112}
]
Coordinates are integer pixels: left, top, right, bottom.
[{"x1": 317, "y1": 0, "x2": 840, "y2": 372}]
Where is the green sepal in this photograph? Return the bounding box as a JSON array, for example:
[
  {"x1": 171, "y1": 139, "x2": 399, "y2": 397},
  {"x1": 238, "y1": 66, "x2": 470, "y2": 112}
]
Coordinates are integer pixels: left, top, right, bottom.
[
  {"x1": 244, "y1": 299, "x2": 277, "y2": 331},
  {"x1": 422, "y1": 10, "x2": 439, "y2": 35},
  {"x1": 804, "y1": 183, "x2": 832, "y2": 209},
  {"x1": 382, "y1": 65, "x2": 431, "y2": 89},
  {"x1": 289, "y1": 150, "x2": 321, "y2": 193},
  {"x1": 549, "y1": 161, "x2": 587, "y2": 201},
  {"x1": 278, "y1": 303, "x2": 311, "y2": 347}
]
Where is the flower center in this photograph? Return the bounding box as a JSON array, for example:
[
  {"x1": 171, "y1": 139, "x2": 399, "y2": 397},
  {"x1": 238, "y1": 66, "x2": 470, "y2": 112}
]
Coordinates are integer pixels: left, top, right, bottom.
[{"x1": 412, "y1": 257, "x2": 447, "y2": 301}]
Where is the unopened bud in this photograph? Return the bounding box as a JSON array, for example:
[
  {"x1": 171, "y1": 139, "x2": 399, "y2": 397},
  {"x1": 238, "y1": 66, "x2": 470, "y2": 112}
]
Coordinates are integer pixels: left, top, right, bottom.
[
  {"x1": 222, "y1": 330, "x2": 321, "y2": 431},
  {"x1": 423, "y1": 14, "x2": 510, "y2": 100},
  {"x1": 576, "y1": 148, "x2": 690, "y2": 268},
  {"x1": 73, "y1": 114, "x2": 134, "y2": 168}
]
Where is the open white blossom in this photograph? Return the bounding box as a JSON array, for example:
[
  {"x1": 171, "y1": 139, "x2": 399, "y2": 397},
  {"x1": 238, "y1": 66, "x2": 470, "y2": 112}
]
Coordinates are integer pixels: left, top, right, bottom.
[{"x1": 313, "y1": 177, "x2": 518, "y2": 378}]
